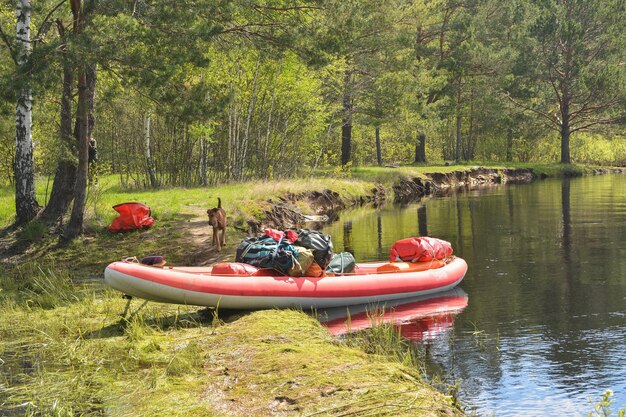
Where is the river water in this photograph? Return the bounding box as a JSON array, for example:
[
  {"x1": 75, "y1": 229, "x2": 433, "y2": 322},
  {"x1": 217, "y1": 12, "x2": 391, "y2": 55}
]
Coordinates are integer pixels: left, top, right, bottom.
[{"x1": 321, "y1": 175, "x2": 626, "y2": 416}]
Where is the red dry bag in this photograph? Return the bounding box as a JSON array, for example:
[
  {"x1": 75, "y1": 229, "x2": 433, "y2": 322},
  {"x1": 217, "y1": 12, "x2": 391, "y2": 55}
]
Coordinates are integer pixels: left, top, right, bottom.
[
  {"x1": 389, "y1": 237, "x2": 453, "y2": 263},
  {"x1": 108, "y1": 202, "x2": 155, "y2": 233}
]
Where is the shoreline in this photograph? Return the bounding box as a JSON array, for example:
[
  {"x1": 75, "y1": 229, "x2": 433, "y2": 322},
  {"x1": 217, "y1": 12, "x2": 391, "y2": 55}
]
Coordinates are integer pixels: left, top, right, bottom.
[{"x1": 255, "y1": 165, "x2": 625, "y2": 230}]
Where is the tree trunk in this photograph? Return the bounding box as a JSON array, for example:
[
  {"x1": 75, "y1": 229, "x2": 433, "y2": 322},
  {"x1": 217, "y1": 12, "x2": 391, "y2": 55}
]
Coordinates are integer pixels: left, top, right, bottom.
[
  {"x1": 375, "y1": 126, "x2": 382, "y2": 166},
  {"x1": 227, "y1": 99, "x2": 236, "y2": 181},
  {"x1": 65, "y1": 70, "x2": 89, "y2": 238},
  {"x1": 14, "y1": 0, "x2": 39, "y2": 224},
  {"x1": 560, "y1": 43, "x2": 573, "y2": 164},
  {"x1": 199, "y1": 136, "x2": 208, "y2": 186},
  {"x1": 65, "y1": 7, "x2": 97, "y2": 240},
  {"x1": 455, "y1": 76, "x2": 462, "y2": 163},
  {"x1": 41, "y1": 27, "x2": 75, "y2": 224},
  {"x1": 263, "y1": 65, "x2": 279, "y2": 175},
  {"x1": 466, "y1": 87, "x2": 475, "y2": 160},
  {"x1": 145, "y1": 112, "x2": 158, "y2": 188},
  {"x1": 506, "y1": 127, "x2": 513, "y2": 162},
  {"x1": 560, "y1": 99, "x2": 571, "y2": 164},
  {"x1": 341, "y1": 70, "x2": 352, "y2": 166},
  {"x1": 414, "y1": 133, "x2": 426, "y2": 163},
  {"x1": 240, "y1": 63, "x2": 259, "y2": 181},
  {"x1": 41, "y1": 163, "x2": 75, "y2": 224}
]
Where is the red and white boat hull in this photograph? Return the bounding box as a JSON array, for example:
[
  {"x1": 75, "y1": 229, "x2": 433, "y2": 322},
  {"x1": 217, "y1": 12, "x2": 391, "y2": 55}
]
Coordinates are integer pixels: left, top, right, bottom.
[{"x1": 104, "y1": 257, "x2": 468, "y2": 309}]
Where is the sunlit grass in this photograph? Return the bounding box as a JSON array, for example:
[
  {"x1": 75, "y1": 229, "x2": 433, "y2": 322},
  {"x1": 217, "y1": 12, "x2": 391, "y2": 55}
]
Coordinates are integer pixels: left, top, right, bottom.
[
  {"x1": 0, "y1": 289, "x2": 217, "y2": 416},
  {"x1": 0, "y1": 176, "x2": 377, "y2": 231},
  {"x1": 0, "y1": 278, "x2": 463, "y2": 416},
  {"x1": 345, "y1": 162, "x2": 596, "y2": 185}
]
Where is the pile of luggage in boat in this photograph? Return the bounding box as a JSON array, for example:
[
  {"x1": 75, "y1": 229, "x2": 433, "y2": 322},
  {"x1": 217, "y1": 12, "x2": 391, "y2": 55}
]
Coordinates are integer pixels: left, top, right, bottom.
[
  {"x1": 230, "y1": 229, "x2": 454, "y2": 278},
  {"x1": 233, "y1": 228, "x2": 355, "y2": 277}
]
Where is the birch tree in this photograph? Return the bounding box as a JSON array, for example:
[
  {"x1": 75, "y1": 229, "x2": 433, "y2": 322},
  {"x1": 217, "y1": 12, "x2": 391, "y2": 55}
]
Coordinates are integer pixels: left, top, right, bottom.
[
  {"x1": 144, "y1": 112, "x2": 158, "y2": 188},
  {"x1": 14, "y1": 0, "x2": 39, "y2": 224}
]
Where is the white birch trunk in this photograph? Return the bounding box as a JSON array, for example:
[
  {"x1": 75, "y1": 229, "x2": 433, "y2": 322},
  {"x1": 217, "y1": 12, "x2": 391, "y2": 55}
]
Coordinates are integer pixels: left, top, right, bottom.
[
  {"x1": 144, "y1": 112, "x2": 158, "y2": 187},
  {"x1": 14, "y1": 0, "x2": 38, "y2": 223},
  {"x1": 263, "y1": 64, "x2": 281, "y2": 171},
  {"x1": 240, "y1": 59, "x2": 260, "y2": 181}
]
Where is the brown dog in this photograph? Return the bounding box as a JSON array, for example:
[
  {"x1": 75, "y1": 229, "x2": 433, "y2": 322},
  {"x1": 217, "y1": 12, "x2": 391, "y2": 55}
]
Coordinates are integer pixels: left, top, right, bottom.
[{"x1": 207, "y1": 197, "x2": 227, "y2": 251}]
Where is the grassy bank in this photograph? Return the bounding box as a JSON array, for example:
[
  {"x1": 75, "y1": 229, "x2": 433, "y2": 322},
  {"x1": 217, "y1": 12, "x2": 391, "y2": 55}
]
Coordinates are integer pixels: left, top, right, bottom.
[
  {"x1": 0, "y1": 272, "x2": 462, "y2": 416},
  {"x1": 0, "y1": 161, "x2": 604, "y2": 231},
  {"x1": 348, "y1": 162, "x2": 596, "y2": 185},
  {"x1": 0, "y1": 175, "x2": 379, "y2": 278}
]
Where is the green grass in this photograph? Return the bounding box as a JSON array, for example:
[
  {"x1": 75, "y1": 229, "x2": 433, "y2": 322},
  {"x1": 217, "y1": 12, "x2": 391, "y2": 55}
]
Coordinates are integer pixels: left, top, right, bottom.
[
  {"x1": 0, "y1": 290, "x2": 218, "y2": 416},
  {"x1": 346, "y1": 162, "x2": 599, "y2": 185},
  {"x1": 458, "y1": 161, "x2": 593, "y2": 177},
  {"x1": 0, "y1": 175, "x2": 381, "y2": 286},
  {"x1": 0, "y1": 276, "x2": 463, "y2": 417},
  {"x1": 0, "y1": 176, "x2": 377, "y2": 230},
  {"x1": 348, "y1": 165, "x2": 465, "y2": 185}
]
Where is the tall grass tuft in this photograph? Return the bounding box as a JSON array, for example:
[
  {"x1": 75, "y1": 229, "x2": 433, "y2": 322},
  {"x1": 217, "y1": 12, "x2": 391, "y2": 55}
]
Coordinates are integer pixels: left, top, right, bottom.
[
  {"x1": 1, "y1": 261, "x2": 79, "y2": 309},
  {"x1": 340, "y1": 309, "x2": 465, "y2": 404},
  {"x1": 17, "y1": 219, "x2": 48, "y2": 243},
  {"x1": 342, "y1": 309, "x2": 422, "y2": 370}
]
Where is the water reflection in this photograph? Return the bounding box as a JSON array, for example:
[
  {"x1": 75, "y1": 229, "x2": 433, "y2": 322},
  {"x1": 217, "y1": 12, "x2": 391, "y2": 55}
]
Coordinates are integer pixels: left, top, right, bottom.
[
  {"x1": 318, "y1": 288, "x2": 468, "y2": 340},
  {"x1": 322, "y1": 175, "x2": 626, "y2": 416},
  {"x1": 561, "y1": 178, "x2": 574, "y2": 285},
  {"x1": 418, "y1": 204, "x2": 428, "y2": 236},
  {"x1": 343, "y1": 220, "x2": 354, "y2": 255}
]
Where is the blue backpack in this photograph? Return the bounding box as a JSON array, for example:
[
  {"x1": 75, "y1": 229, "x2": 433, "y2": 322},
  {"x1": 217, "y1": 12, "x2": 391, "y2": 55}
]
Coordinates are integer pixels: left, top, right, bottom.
[{"x1": 236, "y1": 236, "x2": 298, "y2": 275}]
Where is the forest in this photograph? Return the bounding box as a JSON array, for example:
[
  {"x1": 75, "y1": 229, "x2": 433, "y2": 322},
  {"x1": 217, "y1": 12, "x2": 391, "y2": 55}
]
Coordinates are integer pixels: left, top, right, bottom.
[{"x1": 2, "y1": 0, "x2": 626, "y2": 232}]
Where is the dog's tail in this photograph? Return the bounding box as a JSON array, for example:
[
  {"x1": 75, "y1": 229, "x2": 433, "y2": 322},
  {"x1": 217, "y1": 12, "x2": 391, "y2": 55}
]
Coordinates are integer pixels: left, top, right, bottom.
[{"x1": 217, "y1": 197, "x2": 222, "y2": 208}]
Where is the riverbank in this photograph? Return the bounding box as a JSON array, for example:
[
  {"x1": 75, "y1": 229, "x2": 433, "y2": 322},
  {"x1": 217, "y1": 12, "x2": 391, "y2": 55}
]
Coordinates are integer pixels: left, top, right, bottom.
[
  {"x1": 1, "y1": 163, "x2": 624, "y2": 416},
  {"x1": 0, "y1": 291, "x2": 462, "y2": 416}
]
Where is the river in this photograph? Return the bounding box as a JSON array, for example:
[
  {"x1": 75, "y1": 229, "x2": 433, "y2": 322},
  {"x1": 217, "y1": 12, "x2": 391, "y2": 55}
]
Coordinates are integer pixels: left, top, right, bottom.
[{"x1": 321, "y1": 175, "x2": 626, "y2": 416}]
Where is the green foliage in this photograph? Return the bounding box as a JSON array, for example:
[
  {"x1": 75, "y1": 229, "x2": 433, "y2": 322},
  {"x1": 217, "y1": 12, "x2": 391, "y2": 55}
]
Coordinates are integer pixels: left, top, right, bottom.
[
  {"x1": 572, "y1": 134, "x2": 626, "y2": 166},
  {"x1": 507, "y1": 0, "x2": 626, "y2": 163},
  {"x1": 588, "y1": 390, "x2": 626, "y2": 417}
]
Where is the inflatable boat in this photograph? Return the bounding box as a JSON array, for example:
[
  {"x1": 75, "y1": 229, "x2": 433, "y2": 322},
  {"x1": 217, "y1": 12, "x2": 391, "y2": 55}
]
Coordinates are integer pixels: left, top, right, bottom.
[
  {"x1": 318, "y1": 288, "x2": 468, "y2": 339},
  {"x1": 104, "y1": 256, "x2": 467, "y2": 309}
]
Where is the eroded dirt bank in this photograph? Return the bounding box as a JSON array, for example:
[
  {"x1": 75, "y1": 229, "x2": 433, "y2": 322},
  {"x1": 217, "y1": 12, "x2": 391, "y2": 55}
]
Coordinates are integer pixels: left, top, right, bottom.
[
  {"x1": 256, "y1": 167, "x2": 537, "y2": 229},
  {"x1": 252, "y1": 186, "x2": 387, "y2": 231},
  {"x1": 392, "y1": 167, "x2": 536, "y2": 203}
]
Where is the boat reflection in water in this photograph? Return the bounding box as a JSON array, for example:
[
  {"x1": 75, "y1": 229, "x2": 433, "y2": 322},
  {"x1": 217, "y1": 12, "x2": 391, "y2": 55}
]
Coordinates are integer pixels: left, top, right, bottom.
[{"x1": 317, "y1": 288, "x2": 468, "y2": 341}]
